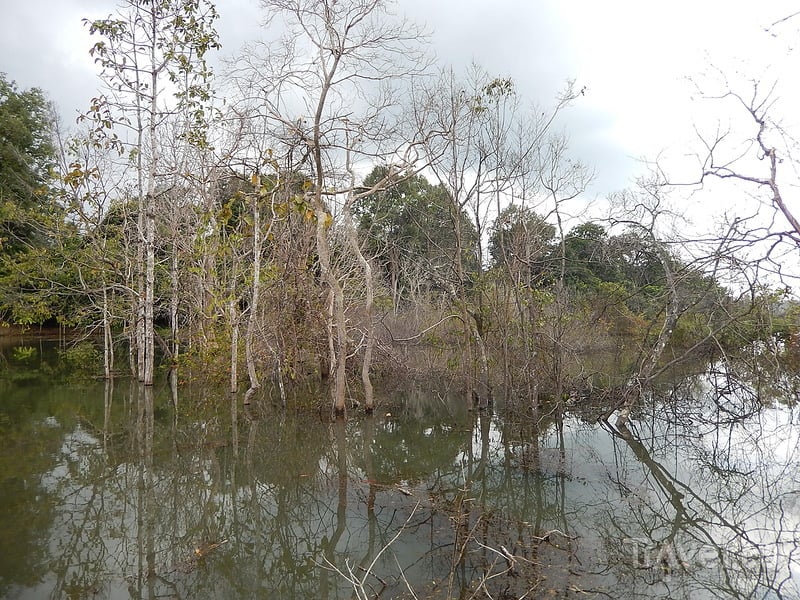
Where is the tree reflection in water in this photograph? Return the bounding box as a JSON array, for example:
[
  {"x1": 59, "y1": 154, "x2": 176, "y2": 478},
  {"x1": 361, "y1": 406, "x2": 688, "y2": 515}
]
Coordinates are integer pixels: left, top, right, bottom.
[
  {"x1": 592, "y1": 369, "x2": 800, "y2": 600},
  {"x1": 1, "y1": 364, "x2": 799, "y2": 599}
]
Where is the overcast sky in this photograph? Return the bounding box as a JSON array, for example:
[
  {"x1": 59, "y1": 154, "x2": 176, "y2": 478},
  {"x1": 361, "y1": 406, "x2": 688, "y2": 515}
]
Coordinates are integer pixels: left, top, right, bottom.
[{"x1": 1, "y1": 0, "x2": 798, "y2": 201}]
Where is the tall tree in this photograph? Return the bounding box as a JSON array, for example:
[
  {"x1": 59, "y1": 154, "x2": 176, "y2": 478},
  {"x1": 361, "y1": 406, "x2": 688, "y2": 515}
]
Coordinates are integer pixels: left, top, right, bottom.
[
  {"x1": 357, "y1": 165, "x2": 477, "y2": 309},
  {"x1": 234, "y1": 0, "x2": 427, "y2": 414},
  {"x1": 0, "y1": 74, "x2": 65, "y2": 324},
  {"x1": 415, "y1": 66, "x2": 580, "y2": 407},
  {"x1": 84, "y1": 0, "x2": 219, "y2": 384},
  {"x1": 489, "y1": 204, "x2": 555, "y2": 283},
  {"x1": 0, "y1": 74, "x2": 57, "y2": 256}
]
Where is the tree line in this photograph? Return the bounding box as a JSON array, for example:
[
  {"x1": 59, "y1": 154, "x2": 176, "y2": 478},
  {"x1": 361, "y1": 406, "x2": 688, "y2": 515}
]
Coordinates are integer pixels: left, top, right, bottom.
[{"x1": 1, "y1": 0, "x2": 798, "y2": 419}]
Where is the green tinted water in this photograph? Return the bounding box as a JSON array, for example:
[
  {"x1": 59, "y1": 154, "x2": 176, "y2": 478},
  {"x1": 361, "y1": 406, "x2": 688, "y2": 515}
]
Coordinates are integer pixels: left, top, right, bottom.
[{"x1": 1, "y1": 339, "x2": 799, "y2": 599}]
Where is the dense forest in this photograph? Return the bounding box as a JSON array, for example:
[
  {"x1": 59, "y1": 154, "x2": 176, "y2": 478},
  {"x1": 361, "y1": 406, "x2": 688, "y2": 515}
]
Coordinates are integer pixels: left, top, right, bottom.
[{"x1": 1, "y1": 0, "x2": 799, "y2": 421}]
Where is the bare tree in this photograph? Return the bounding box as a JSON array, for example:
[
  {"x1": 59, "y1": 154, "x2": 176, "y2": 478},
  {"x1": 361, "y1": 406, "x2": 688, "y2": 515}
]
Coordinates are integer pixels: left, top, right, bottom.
[
  {"x1": 415, "y1": 65, "x2": 581, "y2": 407},
  {"x1": 228, "y1": 0, "x2": 428, "y2": 414},
  {"x1": 602, "y1": 173, "x2": 778, "y2": 428},
  {"x1": 58, "y1": 124, "x2": 133, "y2": 379},
  {"x1": 697, "y1": 81, "x2": 800, "y2": 259},
  {"x1": 85, "y1": 0, "x2": 219, "y2": 384}
]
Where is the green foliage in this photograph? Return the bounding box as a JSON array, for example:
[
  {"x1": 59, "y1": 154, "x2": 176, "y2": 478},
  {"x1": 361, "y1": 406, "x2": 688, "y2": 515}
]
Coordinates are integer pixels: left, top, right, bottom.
[
  {"x1": 356, "y1": 166, "x2": 478, "y2": 305},
  {"x1": 0, "y1": 74, "x2": 67, "y2": 323},
  {"x1": 84, "y1": 0, "x2": 220, "y2": 149},
  {"x1": 469, "y1": 77, "x2": 515, "y2": 114},
  {"x1": 0, "y1": 73, "x2": 56, "y2": 256},
  {"x1": 489, "y1": 204, "x2": 555, "y2": 282},
  {"x1": 11, "y1": 346, "x2": 36, "y2": 362},
  {"x1": 175, "y1": 322, "x2": 240, "y2": 385},
  {"x1": 713, "y1": 288, "x2": 792, "y2": 352},
  {"x1": 58, "y1": 341, "x2": 102, "y2": 378},
  {"x1": 559, "y1": 223, "x2": 618, "y2": 287}
]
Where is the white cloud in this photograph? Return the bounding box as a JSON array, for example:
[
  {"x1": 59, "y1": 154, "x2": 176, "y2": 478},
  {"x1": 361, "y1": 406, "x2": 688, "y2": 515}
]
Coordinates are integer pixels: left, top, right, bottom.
[{"x1": 2, "y1": 0, "x2": 799, "y2": 205}]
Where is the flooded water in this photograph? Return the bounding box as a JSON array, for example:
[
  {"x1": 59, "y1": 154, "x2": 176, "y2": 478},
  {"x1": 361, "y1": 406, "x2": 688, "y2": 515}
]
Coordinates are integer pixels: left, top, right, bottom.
[{"x1": 2, "y1": 339, "x2": 800, "y2": 599}]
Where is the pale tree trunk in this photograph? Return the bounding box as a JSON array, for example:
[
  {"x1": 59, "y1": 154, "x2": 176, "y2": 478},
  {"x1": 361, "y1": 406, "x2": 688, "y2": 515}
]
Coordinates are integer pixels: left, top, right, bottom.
[
  {"x1": 344, "y1": 213, "x2": 374, "y2": 413},
  {"x1": 254, "y1": 0, "x2": 426, "y2": 416},
  {"x1": 202, "y1": 201, "x2": 218, "y2": 343},
  {"x1": 141, "y1": 13, "x2": 160, "y2": 387},
  {"x1": 143, "y1": 202, "x2": 156, "y2": 385},
  {"x1": 130, "y1": 325, "x2": 138, "y2": 377},
  {"x1": 358, "y1": 247, "x2": 375, "y2": 413},
  {"x1": 389, "y1": 245, "x2": 400, "y2": 313},
  {"x1": 194, "y1": 168, "x2": 218, "y2": 347},
  {"x1": 88, "y1": 0, "x2": 219, "y2": 384},
  {"x1": 344, "y1": 148, "x2": 375, "y2": 412},
  {"x1": 135, "y1": 144, "x2": 146, "y2": 381},
  {"x1": 472, "y1": 322, "x2": 491, "y2": 409},
  {"x1": 331, "y1": 271, "x2": 348, "y2": 415},
  {"x1": 309, "y1": 231, "x2": 347, "y2": 414},
  {"x1": 123, "y1": 220, "x2": 136, "y2": 378},
  {"x1": 311, "y1": 50, "x2": 347, "y2": 416},
  {"x1": 170, "y1": 237, "x2": 179, "y2": 359},
  {"x1": 229, "y1": 285, "x2": 239, "y2": 395},
  {"x1": 102, "y1": 281, "x2": 114, "y2": 380},
  {"x1": 243, "y1": 188, "x2": 262, "y2": 405}
]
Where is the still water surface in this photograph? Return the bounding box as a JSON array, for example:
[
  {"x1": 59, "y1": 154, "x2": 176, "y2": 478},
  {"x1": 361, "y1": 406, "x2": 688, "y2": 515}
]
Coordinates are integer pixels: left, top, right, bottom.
[{"x1": 1, "y1": 340, "x2": 800, "y2": 599}]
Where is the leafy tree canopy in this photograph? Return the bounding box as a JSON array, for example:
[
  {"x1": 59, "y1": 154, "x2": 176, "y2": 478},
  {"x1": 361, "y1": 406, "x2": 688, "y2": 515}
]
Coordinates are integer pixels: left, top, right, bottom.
[
  {"x1": 356, "y1": 165, "x2": 478, "y2": 302},
  {"x1": 0, "y1": 74, "x2": 65, "y2": 324},
  {"x1": 489, "y1": 204, "x2": 555, "y2": 273},
  {"x1": 0, "y1": 73, "x2": 57, "y2": 255}
]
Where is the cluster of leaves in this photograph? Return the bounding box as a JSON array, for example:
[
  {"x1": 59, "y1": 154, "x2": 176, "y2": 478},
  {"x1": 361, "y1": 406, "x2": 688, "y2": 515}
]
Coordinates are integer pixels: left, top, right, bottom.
[
  {"x1": 355, "y1": 166, "x2": 478, "y2": 306},
  {"x1": 0, "y1": 74, "x2": 74, "y2": 325},
  {"x1": 356, "y1": 173, "x2": 797, "y2": 369}
]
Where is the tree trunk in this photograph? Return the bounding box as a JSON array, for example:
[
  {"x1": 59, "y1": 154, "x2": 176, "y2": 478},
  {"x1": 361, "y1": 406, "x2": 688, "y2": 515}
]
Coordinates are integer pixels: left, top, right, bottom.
[
  {"x1": 244, "y1": 190, "x2": 262, "y2": 405},
  {"x1": 472, "y1": 321, "x2": 491, "y2": 409},
  {"x1": 102, "y1": 282, "x2": 114, "y2": 380},
  {"x1": 344, "y1": 205, "x2": 375, "y2": 413},
  {"x1": 170, "y1": 237, "x2": 179, "y2": 359},
  {"x1": 141, "y1": 13, "x2": 160, "y2": 387},
  {"x1": 229, "y1": 290, "x2": 239, "y2": 395},
  {"x1": 331, "y1": 278, "x2": 348, "y2": 416},
  {"x1": 136, "y1": 204, "x2": 146, "y2": 381},
  {"x1": 143, "y1": 205, "x2": 156, "y2": 385}
]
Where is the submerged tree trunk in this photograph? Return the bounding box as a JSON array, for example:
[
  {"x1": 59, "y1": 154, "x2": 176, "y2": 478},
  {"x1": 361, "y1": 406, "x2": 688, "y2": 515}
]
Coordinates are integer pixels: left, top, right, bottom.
[
  {"x1": 330, "y1": 273, "x2": 348, "y2": 416},
  {"x1": 310, "y1": 169, "x2": 347, "y2": 415},
  {"x1": 229, "y1": 291, "x2": 239, "y2": 395},
  {"x1": 472, "y1": 321, "x2": 491, "y2": 409},
  {"x1": 135, "y1": 191, "x2": 146, "y2": 381},
  {"x1": 344, "y1": 153, "x2": 375, "y2": 413},
  {"x1": 244, "y1": 187, "x2": 262, "y2": 405},
  {"x1": 86, "y1": 0, "x2": 218, "y2": 385},
  {"x1": 616, "y1": 244, "x2": 680, "y2": 428},
  {"x1": 360, "y1": 255, "x2": 375, "y2": 413},
  {"x1": 307, "y1": 37, "x2": 348, "y2": 415},
  {"x1": 102, "y1": 282, "x2": 114, "y2": 380},
  {"x1": 143, "y1": 200, "x2": 156, "y2": 386},
  {"x1": 140, "y1": 11, "x2": 162, "y2": 387},
  {"x1": 170, "y1": 237, "x2": 179, "y2": 360}
]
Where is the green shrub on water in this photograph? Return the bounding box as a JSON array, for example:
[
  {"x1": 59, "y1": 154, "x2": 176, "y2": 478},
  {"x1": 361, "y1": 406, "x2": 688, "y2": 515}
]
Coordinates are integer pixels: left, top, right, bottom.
[
  {"x1": 11, "y1": 346, "x2": 36, "y2": 362},
  {"x1": 58, "y1": 341, "x2": 102, "y2": 379}
]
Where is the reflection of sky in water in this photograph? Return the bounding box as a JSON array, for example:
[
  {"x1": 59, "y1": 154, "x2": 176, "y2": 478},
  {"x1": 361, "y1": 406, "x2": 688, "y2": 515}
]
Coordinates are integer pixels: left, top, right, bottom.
[
  {"x1": 447, "y1": 375, "x2": 800, "y2": 599},
  {"x1": 3, "y1": 373, "x2": 800, "y2": 599}
]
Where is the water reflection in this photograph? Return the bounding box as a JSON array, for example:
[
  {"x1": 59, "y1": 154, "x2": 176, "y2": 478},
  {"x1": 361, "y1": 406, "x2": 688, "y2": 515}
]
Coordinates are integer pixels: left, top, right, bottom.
[{"x1": 0, "y1": 362, "x2": 799, "y2": 599}]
